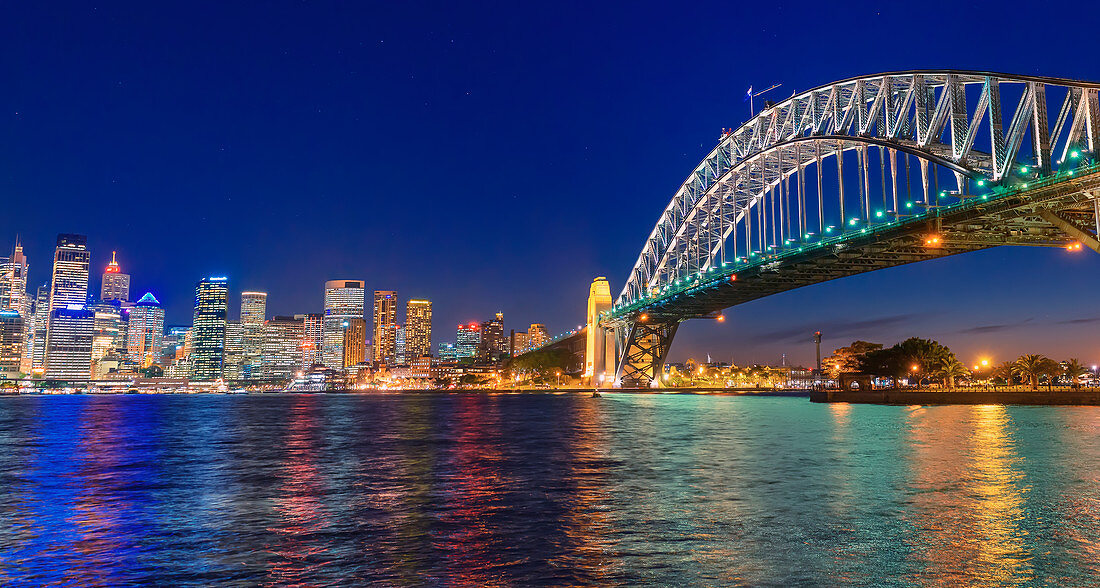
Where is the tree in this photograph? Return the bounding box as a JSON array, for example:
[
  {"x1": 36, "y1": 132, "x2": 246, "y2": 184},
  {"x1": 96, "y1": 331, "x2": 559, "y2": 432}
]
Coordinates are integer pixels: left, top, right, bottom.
[
  {"x1": 822, "y1": 341, "x2": 882, "y2": 378},
  {"x1": 859, "y1": 337, "x2": 955, "y2": 386},
  {"x1": 1012, "y1": 354, "x2": 1059, "y2": 391},
  {"x1": 936, "y1": 357, "x2": 970, "y2": 390},
  {"x1": 993, "y1": 361, "x2": 1016, "y2": 388},
  {"x1": 1063, "y1": 358, "x2": 1088, "y2": 391}
]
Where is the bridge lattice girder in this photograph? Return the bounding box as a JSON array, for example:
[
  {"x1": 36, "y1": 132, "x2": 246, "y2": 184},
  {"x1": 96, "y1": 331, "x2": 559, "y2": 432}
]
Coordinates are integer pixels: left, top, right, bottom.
[{"x1": 618, "y1": 71, "x2": 1100, "y2": 308}]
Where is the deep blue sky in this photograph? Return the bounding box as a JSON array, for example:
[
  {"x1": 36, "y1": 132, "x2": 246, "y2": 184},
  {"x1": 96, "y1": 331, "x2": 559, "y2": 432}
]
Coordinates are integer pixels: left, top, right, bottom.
[{"x1": 2, "y1": 1, "x2": 1099, "y2": 366}]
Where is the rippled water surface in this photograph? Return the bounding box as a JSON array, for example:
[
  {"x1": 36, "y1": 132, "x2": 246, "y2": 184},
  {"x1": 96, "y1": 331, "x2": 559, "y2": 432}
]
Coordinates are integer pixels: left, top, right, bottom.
[{"x1": 1, "y1": 394, "x2": 1099, "y2": 586}]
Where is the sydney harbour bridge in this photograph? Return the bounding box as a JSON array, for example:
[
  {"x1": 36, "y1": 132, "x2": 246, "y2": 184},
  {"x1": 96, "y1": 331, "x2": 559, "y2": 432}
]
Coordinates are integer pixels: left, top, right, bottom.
[{"x1": 526, "y1": 70, "x2": 1100, "y2": 388}]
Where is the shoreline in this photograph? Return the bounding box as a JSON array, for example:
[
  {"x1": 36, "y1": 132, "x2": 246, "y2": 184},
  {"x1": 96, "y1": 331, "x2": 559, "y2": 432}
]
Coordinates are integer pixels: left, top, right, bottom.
[
  {"x1": 0, "y1": 387, "x2": 813, "y2": 397},
  {"x1": 811, "y1": 388, "x2": 1100, "y2": 406}
]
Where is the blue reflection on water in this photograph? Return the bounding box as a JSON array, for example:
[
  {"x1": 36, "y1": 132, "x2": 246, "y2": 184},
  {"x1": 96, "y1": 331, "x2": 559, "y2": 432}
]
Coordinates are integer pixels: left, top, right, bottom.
[{"x1": 0, "y1": 393, "x2": 1098, "y2": 586}]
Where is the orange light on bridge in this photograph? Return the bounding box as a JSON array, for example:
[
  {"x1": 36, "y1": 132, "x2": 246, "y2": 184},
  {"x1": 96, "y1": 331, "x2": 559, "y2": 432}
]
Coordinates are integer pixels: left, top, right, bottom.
[
  {"x1": 924, "y1": 235, "x2": 942, "y2": 246},
  {"x1": 639, "y1": 313, "x2": 649, "y2": 322},
  {"x1": 1066, "y1": 241, "x2": 1083, "y2": 251},
  {"x1": 716, "y1": 314, "x2": 725, "y2": 322}
]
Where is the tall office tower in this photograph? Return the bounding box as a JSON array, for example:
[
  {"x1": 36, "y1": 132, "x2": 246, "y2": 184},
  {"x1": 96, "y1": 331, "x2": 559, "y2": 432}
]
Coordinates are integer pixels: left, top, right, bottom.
[
  {"x1": 404, "y1": 299, "x2": 432, "y2": 359},
  {"x1": 162, "y1": 326, "x2": 189, "y2": 363},
  {"x1": 190, "y1": 277, "x2": 229, "y2": 381},
  {"x1": 89, "y1": 300, "x2": 125, "y2": 374},
  {"x1": 44, "y1": 307, "x2": 94, "y2": 381},
  {"x1": 296, "y1": 313, "x2": 323, "y2": 368},
  {"x1": 528, "y1": 323, "x2": 549, "y2": 348},
  {"x1": 456, "y1": 323, "x2": 481, "y2": 359},
  {"x1": 240, "y1": 291, "x2": 267, "y2": 379},
  {"x1": 322, "y1": 280, "x2": 365, "y2": 369},
  {"x1": 44, "y1": 234, "x2": 92, "y2": 381},
  {"x1": 48, "y1": 234, "x2": 91, "y2": 312},
  {"x1": 480, "y1": 312, "x2": 505, "y2": 359},
  {"x1": 394, "y1": 325, "x2": 406, "y2": 364},
  {"x1": 342, "y1": 317, "x2": 367, "y2": 369},
  {"x1": 0, "y1": 311, "x2": 24, "y2": 379},
  {"x1": 127, "y1": 293, "x2": 164, "y2": 368},
  {"x1": 223, "y1": 320, "x2": 244, "y2": 379},
  {"x1": 262, "y1": 315, "x2": 305, "y2": 379},
  {"x1": 30, "y1": 285, "x2": 49, "y2": 370},
  {"x1": 372, "y1": 290, "x2": 398, "y2": 363},
  {"x1": 100, "y1": 251, "x2": 131, "y2": 302},
  {"x1": 0, "y1": 239, "x2": 30, "y2": 316}
]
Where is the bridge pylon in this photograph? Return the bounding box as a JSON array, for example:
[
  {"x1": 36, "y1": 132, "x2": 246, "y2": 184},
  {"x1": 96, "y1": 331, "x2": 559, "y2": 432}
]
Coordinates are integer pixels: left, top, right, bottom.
[
  {"x1": 584, "y1": 277, "x2": 616, "y2": 387},
  {"x1": 614, "y1": 319, "x2": 679, "y2": 388}
]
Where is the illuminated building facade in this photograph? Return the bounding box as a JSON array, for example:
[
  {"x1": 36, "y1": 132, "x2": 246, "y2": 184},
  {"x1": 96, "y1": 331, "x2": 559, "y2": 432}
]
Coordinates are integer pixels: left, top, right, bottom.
[
  {"x1": 223, "y1": 320, "x2": 244, "y2": 379},
  {"x1": 262, "y1": 315, "x2": 305, "y2": 379},
  {"x1": 512, "y1": 330, "x2": 530, "y2": 355},
  {"x1": 343, "y1": 317, "x2": 367, "y2": 369},
  {"x1": 528, "y1": 323, "x2": 549, "y2": 348},
  {"x1": 480, "y1": 311, "x2": 504, "y2": 359},
  {"x1": 456, "y1": 323, "x2": 480, "y2": 359},
  {"x1": 373, "y1": 290, "x2": 397, "y2": 363},
  {"x1": 47, "y1": 234, "x2": 90, "y2": 312},
  {"x1": 322, "y1": 280, "x2": 364, "y2": 369},
  {"x1": 0, "y1": 241, "x2": 30, "y2": 373},
  {"x1": 394, "y1": 325, "x2": 406, "y2": 364},
  {"x1": 297, "y1": 313, "x2": 323, "y2": 368},
  {"x1": 30, "y1": 285, "x2": 49, "y2": 370},
  {"x1": 0, "y1": 311, "x2": 23, "y2": 379},
  {"x1": 240, "y1": 291, "x2": 267, "y2": 379},
  {"x1": 190, "y1": 277, "x2": 228, "y2": 381},
  {"x1": 127, "y1": 292, "x2": 165, "y2": 368},
  {"x1": 100, "y1": 251, "x2": 130, "y2": 302},
  {"x1": 437, "y1": 342, "x2": 456, "y2": 361},
  {"x1": 89, "y1": 300, "x2": 125, "y2": 376},
  {"x1": 404, "y1": 299, "x2": 432, "y2": 359},
  {"x1": 44, "y1": 307, "x2": 94, "y2": 382}
]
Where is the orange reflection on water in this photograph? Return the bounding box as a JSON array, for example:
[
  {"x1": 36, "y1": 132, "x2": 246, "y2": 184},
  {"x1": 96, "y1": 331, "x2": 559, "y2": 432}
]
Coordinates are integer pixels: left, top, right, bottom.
[{"x1": 905, "y1": 405, "x2": 1033, "y2": 586}]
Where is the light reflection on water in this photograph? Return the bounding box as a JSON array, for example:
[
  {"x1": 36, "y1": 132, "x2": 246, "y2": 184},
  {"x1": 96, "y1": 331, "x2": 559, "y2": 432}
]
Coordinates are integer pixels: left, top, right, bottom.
[{"x1": 0, "y1": 394, "x2": 1098, "y2": 586}]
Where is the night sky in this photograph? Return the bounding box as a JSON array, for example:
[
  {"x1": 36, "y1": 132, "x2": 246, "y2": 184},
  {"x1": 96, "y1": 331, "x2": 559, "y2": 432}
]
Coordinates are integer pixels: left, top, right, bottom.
[{"x1": 2, "y1": 1, "x2": 1099, "y2": 367}]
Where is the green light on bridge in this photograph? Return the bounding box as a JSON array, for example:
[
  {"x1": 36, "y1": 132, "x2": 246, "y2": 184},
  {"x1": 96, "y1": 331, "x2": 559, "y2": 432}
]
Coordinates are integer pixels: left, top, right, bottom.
[
  {"x1": 905, "y1": 202, "x2": 913, "y2": 208},
  {"x1": 1071, "y1": 150, "x2": 1080, "y2": 159},
  {"x1": 1020, "y1": 165, "x2": 1029, "y2": 174},
  {"x1": 977, "y1": 179, "x2": 985, "y2": 187},
  {"x1": 875, "y1": 211, "x2": 883, "y2": 218},
  {"x1": 849, "y1": 218, "x2": 858, "y2": 226}
]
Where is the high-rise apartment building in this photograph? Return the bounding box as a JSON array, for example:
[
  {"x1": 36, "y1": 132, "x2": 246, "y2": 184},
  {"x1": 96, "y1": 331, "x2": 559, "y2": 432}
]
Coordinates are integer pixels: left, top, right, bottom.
[
  {"x1": 373, "y1": 290, "x2": 398, "y2": 363},
  {"x1": 223, "y1": 321, "x2": 244, "y2": 379},
  {"x1": 405, "y1": 299, "x2": 432, "y2": 359},
  {"x1": 100, "y1": 251, "x2": 130, "y2": 302},
  {"x1": 44, "y1": 234, "x2": 92, "y2": 381},
  {"x1": 456, "y1": 323, "x2": 481, "y2": 359},
  {"x1": 127, "y1": 292, "x2": 165, "y2": 368},
  {"x1": 528, "y1": 323, "x2": 549, "y2": 349},
  {"x1": 322, "y1": 280, "x2": 364, "y2": 369},
  {"x1": 481, "y1": 312, "x2": 505, "y2": 359},
  {"x1": 240, "y1": 291, "x2": 267, "y2": 379},
  {"x1": 394, "y1": 325, "x2": 406, "y2": 364},
  {"x1": 0, "y1": 311, "x2": 24, "y2": 379},
  {"x1": 511, "y1": 330, "x2": 530, "y2": 355},
  {"x1": 262, "y1": 315, "x2": 305, "y2": 379},
  {"x1": 297, "y1": 313, "x2": 323, "y2": 368},
  {"x1": 343, "y1": 317, "x2": 367, "y2": 369},
  {"x1": 190, "y1": 277, "x2": 229, "y2": 381}
]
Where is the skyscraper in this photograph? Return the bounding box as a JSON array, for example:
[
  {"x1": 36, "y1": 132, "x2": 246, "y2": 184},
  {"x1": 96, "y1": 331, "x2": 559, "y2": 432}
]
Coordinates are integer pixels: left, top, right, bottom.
[
  {"x1": 480, "y1": 312, "x2": 504, "y2": 359},
  {"x1": 190, "y1": 277, "x2": 229, "y2": 381},
  {"x1": 373, "y1": 290, "x2": 397, "y2": 363},
  {"x1": 0, "y1": 239, "x2": 30, "y2": 317},
  {"x1": 297, "y1": 313, "x2": 323, "y2": 368},
  {"x1": 223, "y1": 320, "x2": 244, "y2": 379},
  {"x1": 0, "y1": 311, "x2": 24, "y2": 379},
  {"x1": 405, "y1": 299, "x2": 432, "y2": 359},
  {"x1": 30, "y1": 285, "x2": 49, "y2": 370},
  {"x1": 100, "y1": 251, "x2": 130, "y2": 302},
  {"x1": 343, "y1": 317, "x2": 367, "y2": 369},
  {"x1": 456, "y1": 323, "x2": 480, "y2": 359},
  {"x1": 394, "y1": 325, "x2": 406, "y2": 364},
  {"x1": 322, "y1": 280, "x2": 364, "y2": 369},
  {"x1": 240, "y1": 291, "x2": 267, "y2": 379},
  {"x1": 89, "y1": 300, "x2": 125, "y2": 377},
  {"x1": 262, "y1": 315, "x2": 305, "y2": 379},
  {"x1": 127, "y1": 292, "x2": 165, "y2": 368},
  {"x1": 44, "y1": 234, "x2": 92, "y2": 381}
]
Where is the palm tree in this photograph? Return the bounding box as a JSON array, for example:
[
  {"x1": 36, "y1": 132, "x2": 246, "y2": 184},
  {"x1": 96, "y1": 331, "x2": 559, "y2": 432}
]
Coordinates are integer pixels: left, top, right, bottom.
[
  {"x1": 936, "y1": 358, "x2": 970, "y2": 390},
  {"x1": 993, "y1": 361, "x2": 1016, "y2": 389},
  {"x1": 1064, "y1": 358, "x2": 1088, "y2": 391},
  {"x1": 1013, "y1": 354, "x2": 1056, "y2": 391}
]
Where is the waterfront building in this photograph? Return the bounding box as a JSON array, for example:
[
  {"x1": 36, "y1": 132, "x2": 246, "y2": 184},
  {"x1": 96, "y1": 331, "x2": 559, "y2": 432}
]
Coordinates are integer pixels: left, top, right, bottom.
[
  {"x1": 481, "y1": 312, "x2": 505, "y2": 359},
  {"x1": 322, "y1": 280, "x2": 364, "y2": 369},
  {"x1": 223, "y1": 320, "x2": 244, "y2": 380},
  {"x1": 528, "y1": 323, "x2": 549, "y2": 348},
  {"x1": 190, "y1": 277, "x2": 229, "y2": 381},
  {"x1": 373, "y1": 290, "x2": 397, "y2": 363},
  {"x1": 456, "y1": 323, "x2": 480, "y2": 359},
  {"x1": 343, "y1": 317, "x2": 367, "y2": 369},
  {"x1": 127, "y1": 292, "x2": 164, "y2": 368},
  {"x1": 262, "y1": 315, "x2": 305, "y2": 379},
  {"x1": 0, "y1": 311, "x2": 24, "y2": 379},
  {"x1": 44, "y1": 306, "x2": 94, "y2": 382},
  {"x1": 437, "y1": 342, "x2": 457, "y2": 361},
  {"x1": 240, "y1": 291, "x2": 267, "y2": 379},
  {"x1": 296, "y1": 313, "x2": 323, "y2": 368},
  {"x1": 100, "y1": 251, "x2": 130, "y2": 302},
  {"x1": 394, "y1": 325, "x2": 406, "y2": 364},
  {"x1": 404, "y1": 299, "x2": 432, "y2": 359}
]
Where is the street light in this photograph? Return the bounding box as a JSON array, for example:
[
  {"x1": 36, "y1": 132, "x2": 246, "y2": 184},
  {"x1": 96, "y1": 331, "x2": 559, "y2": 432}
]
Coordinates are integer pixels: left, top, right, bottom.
[{"x1": 911, "y1": 364, "x2": 920, "y2": 389}]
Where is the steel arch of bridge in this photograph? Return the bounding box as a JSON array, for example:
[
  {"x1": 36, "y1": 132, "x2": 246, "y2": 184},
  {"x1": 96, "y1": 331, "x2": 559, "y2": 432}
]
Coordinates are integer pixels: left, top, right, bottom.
[{"x1": 616, "y1": 71, "x2": 1100, "y2": 308}]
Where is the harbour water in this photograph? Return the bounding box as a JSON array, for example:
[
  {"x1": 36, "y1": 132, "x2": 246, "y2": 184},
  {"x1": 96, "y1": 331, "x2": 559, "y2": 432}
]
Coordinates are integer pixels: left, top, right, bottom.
[{"x1": 1, "y1": 393, "x2": 1098, "y2": 586}]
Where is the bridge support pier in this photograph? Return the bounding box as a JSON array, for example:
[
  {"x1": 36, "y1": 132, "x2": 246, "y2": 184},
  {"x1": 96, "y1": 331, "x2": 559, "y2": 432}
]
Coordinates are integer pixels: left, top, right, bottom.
[{"x1": 615, "y1": 320, "x2": 679, "y2": 388}]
